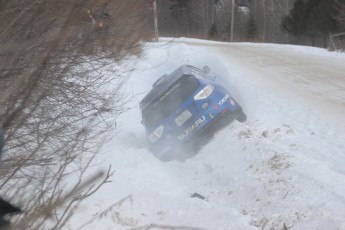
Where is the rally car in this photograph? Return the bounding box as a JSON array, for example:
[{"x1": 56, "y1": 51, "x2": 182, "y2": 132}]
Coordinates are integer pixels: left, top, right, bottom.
[{"x1": 140, "y1": 65, "x2": 246, "y2": 160}]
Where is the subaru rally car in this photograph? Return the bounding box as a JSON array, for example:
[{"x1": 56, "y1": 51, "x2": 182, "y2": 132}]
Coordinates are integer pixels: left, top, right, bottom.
[{"x1": 140, "y1": 65, "x2": 246, "y2": 160}]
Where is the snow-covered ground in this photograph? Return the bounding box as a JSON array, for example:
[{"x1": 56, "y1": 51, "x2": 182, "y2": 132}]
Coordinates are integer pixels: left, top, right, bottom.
[{"x1": 68, "y1": 38, "x2": 345, "y2": 230}]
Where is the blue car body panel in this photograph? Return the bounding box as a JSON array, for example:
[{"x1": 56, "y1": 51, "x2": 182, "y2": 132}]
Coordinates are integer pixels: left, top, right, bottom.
[{"x1": 140, "y1": 65, "x2": 244, "y2": 159}]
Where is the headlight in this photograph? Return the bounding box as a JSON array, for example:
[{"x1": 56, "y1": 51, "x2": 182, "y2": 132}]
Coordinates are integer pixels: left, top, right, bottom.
[
  {"x1": 174, "y1": 109, "x2": 192, "y2": 126},
  {"x1": 194, "y1": 84, "x2": 215, "y2": 100},
  {"x1": 148, "y1": 125, "x2": 164, "y2": 143}
]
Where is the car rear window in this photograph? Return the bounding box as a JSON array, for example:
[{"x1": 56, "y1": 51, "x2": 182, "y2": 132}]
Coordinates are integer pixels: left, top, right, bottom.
[{"x1": 142, "y1": 75, "x2": 199, "y2": 128}]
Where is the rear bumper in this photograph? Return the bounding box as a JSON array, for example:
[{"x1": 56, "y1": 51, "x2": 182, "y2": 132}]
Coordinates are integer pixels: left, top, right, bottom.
[{"x1": 150, "y1": 106, "x2": 245, "y2": 160}]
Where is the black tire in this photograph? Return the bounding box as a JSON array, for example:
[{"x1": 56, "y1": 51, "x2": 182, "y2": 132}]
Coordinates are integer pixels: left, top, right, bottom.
[{"x1": 236, "y1": 110, "x2": 247, "y2": 122}]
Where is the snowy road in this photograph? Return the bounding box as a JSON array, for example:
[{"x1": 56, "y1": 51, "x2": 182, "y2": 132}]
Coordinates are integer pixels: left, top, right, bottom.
[
  {"x1": 215, "y1": 43, "x2": 345, "y2": 121},
  {"x1": 69, "y1": 38, "x2": 345, "y2": 230}
]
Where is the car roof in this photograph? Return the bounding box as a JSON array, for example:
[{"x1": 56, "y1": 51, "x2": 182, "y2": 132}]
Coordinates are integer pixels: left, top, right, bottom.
[{"x1": 140, "y1": 65, "x2": 200, "y2": 111}]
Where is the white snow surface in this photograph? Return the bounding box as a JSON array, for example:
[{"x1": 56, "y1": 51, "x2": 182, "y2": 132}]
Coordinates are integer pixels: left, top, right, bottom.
[{"x1": 68, "y1": 38, "x2": 345, "y2": 230}]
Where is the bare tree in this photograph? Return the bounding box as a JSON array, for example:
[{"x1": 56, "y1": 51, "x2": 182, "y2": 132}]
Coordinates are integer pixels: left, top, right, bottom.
[
  {"x1": 0, "y1": 0, "x2": 151, "y2": 229},
  {"x1": 334, "y1": 0, "x2": 345, "y2": 29},
  {"x1": 329, "y1": 0, "x2": 345, "y2": 50}
]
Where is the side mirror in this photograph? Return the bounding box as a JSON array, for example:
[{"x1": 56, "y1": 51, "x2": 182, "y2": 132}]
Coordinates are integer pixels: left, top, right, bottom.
[{"x1": 203, "y1": 66, "x2": 210, "y2": 74}]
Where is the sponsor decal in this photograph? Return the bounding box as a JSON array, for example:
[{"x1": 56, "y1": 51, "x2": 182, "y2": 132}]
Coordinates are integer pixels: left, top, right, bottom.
[
  {"x1": 177, "y1": 116, "x2": 206, "y2": 141},
  {"x1": 218, "y1": 94, "x2": 230, "y2": 106}
]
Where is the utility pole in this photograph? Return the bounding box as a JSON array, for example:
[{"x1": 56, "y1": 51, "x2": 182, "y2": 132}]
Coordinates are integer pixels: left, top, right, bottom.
[
  {"x1": 153, "y1": 0, "x2": 159, "y2": 42},
  {"x1": 231, "y1": 0, "x2": 235, "y2": 42}
]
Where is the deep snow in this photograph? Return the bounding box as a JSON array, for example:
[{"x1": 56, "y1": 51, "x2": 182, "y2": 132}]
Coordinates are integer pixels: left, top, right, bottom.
[{"x1": 68, "y1": 38, "x2": 345, "y2": 230}]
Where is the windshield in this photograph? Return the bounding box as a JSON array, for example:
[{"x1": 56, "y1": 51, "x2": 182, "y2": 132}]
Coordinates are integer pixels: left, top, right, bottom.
[{"x1": 142, "y1": 75, "x2": 199, "y2": 128}]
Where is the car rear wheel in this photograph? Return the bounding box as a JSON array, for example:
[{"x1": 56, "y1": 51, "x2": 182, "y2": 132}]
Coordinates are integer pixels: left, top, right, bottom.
[{"x1": 236, "y1": 110, "x2": 247, "y2": 122}]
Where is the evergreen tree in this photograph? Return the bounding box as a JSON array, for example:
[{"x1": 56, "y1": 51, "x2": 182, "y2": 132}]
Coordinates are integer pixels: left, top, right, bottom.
[
  {"x1": 281, "y1": 0, "x2": 341, "y2": 36},
  {"x1": 306, "y1": 0, "x2": 338, "y2": 35},
  {"x1": 208, "y1": 22, "x2": 218, "y2": 39},
  {"x1": 247, "y1": 15, "x2": 257, "y2": 40},
  {"x1": 281, "y1": 0, "x2": 307, "y2": 35}
]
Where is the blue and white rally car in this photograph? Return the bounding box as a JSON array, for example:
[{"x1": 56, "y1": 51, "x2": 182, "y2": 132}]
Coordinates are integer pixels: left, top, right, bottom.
[{"x1": 140, "y1": 65, "x2": 246, "y2": 160}]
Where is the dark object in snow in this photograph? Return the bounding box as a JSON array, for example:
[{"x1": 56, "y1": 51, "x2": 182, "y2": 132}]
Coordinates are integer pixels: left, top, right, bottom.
[
  {"x1": 0, "y1": 219, "x2": 9, "y2": 229},
  {"x1": 0, "y1": 198, "x2": 22, "y2": 229},
  {"x1": 0, "y1": 128, "x2": 22, "y2": 229},
  {"x1": 0, "y1": 198, "x2": 21, "y2": 216},
  {"x1": 262, "y1": 130, "x2": 269, "y2": 138},
  {"x1": 190, "y1": 192, "x2": 206, "y2": 200}
]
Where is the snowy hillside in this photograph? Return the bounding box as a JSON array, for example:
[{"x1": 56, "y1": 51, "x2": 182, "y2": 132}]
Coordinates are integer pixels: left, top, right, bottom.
[{"x1": 68, "y1": 38, "x2": 345, "y2": 230}]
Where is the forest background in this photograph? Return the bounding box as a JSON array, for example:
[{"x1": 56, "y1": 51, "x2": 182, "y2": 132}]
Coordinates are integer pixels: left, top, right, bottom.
[{"x1": 157, "y1": 0, "x2": 345, "y2": 49}]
